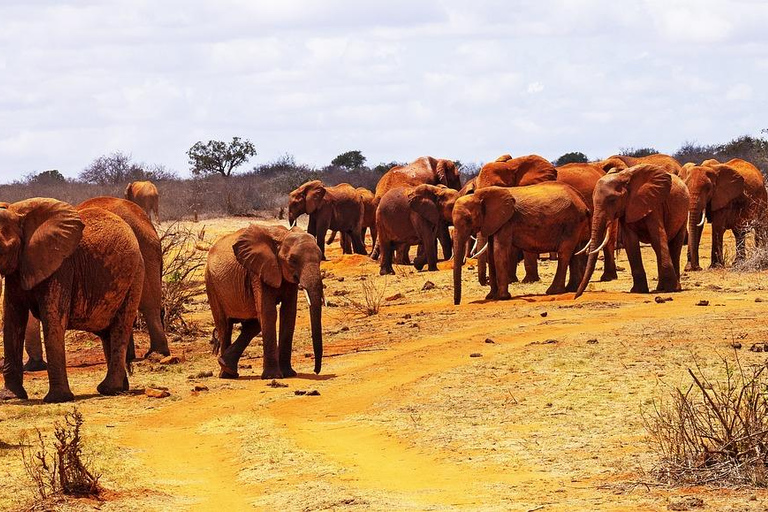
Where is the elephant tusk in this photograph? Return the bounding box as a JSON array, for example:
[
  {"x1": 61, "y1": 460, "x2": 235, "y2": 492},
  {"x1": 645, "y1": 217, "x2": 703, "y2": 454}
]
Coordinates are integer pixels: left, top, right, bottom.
[
  {"x1": 574, "y1": 240, "x2": 590, "y2": 256},
  {"x1": 289, "y1": 220, "x2": 297, "y2": 228},
  {"x1": 697, "y1": 210, "x2": 706, "y2": 227},
  {"x1": 304, "y1": 289, "x2": 312, "y2": 307},
  {"x1": 323, "y1": 294, "x2": 327, "y2": 307},
  {"x1": 589, "y1": 229, "x2": 611, "y2": 255},
  {"x1": 470, "y1": 237, "x2": 479, "y2": 256},
  {"x1": 472, "y1": 242, "x2": 489, "y2": 259}
]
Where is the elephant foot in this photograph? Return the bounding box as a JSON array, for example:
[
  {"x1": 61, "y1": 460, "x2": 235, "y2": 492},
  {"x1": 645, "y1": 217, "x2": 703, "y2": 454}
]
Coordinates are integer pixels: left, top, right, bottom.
[
  {"x1": 261, "y1": 368, "x2": 284, "y2": 380},
  {"x1": 23, "y1": 358, "x2": 48, "y2": 372},
  {"x1": 217, "y1": 356, "x2": 239, "y2": 379},
  {"x1": 479, "y1": 276, "x2": 488, "y2": 286},
  {"x1": 497, "y1": 291, "x2": 512, "y2": 300},
  {"x1": 280, "y1": 366, "x2": 297, "y2": 378},
  {"x1": 709, "y1": 262, "x2": 724, "y2": 269},
  {"x1": 546, "y1": 285, "x2": 566, "y2": 295},
  {"x1": 630, "y1": 283, "x2": 650, "y2": 293},
  {"x1": 427, "y1": 265, "x2": 438, "y2": 272},
  {"x1": 685, "y1": 262, "x2": 701, "y2": 271},
  {"x1": 522, "y1": 274, "x2": 540, "y2": 284},
  {"x1": 599, "y1": 271, "x2": 618, "y2": 282},
  {"x1": 379, "y1": 266, "x2": 395, "y2": 276},
  {"x1": 97, "y1": 380, "x2": 126, "y2": 396},
  {"x1": 44, "y1": 388, "x2": 75, "y2": 403},
  {"x1": 485, "y1": 290, "x2": 498, "y2": 300},
  {"x1": 0, "y1": 385, "x2": 28, "y2": 400}
]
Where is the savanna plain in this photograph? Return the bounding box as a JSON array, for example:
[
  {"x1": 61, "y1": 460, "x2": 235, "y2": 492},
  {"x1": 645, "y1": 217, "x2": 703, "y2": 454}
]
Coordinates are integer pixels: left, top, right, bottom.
[{"x1": 1, "y1": 217, "x2": 767, "y2": 511}]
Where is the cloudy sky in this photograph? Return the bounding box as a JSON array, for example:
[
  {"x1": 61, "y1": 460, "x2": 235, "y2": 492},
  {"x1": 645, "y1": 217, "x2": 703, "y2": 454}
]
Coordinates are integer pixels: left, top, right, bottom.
[{"x1": 0, "y1": 0, "x2": 766, "y2": 180}]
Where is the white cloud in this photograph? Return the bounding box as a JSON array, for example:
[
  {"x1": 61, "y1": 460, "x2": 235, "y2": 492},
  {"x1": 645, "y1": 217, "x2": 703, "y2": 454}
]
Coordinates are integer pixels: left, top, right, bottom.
[
  {"x1": 527, "y1": 82, "x2": 544, "y2": 94},
  {"x1": 725, "y1": 83, "x2": 754, "y2": 101}
]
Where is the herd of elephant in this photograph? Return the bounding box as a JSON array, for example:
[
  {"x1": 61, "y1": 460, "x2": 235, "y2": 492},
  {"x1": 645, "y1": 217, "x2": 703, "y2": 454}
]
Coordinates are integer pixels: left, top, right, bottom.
[{"x1": 0, "y1": 153, "x2": 764, "y2": 404}]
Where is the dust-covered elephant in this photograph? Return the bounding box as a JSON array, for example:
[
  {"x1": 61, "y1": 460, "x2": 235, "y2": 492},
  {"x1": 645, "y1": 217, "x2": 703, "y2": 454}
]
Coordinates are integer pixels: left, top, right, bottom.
[
  {"x1": 598, "y1": 153, "x2": 683, "y2": 175},
  {"x1": 684, "y1": 158, "x2": 768, "y2": 270},
  {"x1": 22, "y1": 197, "x2": 170, "y2": 370},
  {"x1": 326, "y1": 186, "x2": 377, "y2": 254},
  {"x1": 575, "y1": 164, "x2": 689, "y2": 297},
  {"x1": 125, "y1": 180, "x2": 160, "y2": 222},
  {"x1": 288, "y1": 181, "x2": 366, "y2": 258},
  {"x1": 452, "y1": 183, "x2": 590, "y2": 304},
  {"x1": 206, "y1": 224, "x2": 323, "y2": 379},
  {"x1": 0, "y1": 198, "x2": 144, "y2": 402}
]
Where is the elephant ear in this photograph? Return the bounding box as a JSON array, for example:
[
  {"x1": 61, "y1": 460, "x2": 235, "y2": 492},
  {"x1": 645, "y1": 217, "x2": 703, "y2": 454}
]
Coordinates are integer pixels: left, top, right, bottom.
[
  {"x1": 233, "y1": 224, "x2": 288, "y2": 288},
  {"x1": 625, "y1": 165, "x2": 672, "y2": 223},
  {"x1": 479, "y1": 188, "x2": 516, "y2": 237},
  {"x1": 124, "y1": 183, "x2": 134, "y2": 200},
  {"x1": 516, "y1": 156, "x2": 558, "y2": 186},
  {"x1": 408, "y1": 188, "x2": 440, "y2": 226},
  {"x1": 711, "y1": 164, "x2": 745, "y2": 211},
  {"x1": 495, "y1": 154, "x2": 513, "y2": 162},
  {"x1": 599, "y1": 156, "x2": 628, "y2": 173},
  {"x1": 12, "y1": 198, "x2": 84, "y2": 291},
  {"x1": 436, "y1": 160, "x2": 459, "y2": 189},
  {"x1": 305, "y1": 185, "x2": 326, "y2": 214}
]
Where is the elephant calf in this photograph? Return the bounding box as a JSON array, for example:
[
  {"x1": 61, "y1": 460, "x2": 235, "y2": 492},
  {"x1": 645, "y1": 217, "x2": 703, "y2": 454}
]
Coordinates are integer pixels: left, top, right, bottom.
[{"x1": 206, "y1": 224, "x2": 324, "y2": 379}]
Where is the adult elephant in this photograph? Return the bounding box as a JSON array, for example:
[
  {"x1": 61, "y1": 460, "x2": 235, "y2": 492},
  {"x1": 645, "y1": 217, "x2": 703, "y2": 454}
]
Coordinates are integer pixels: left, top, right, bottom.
[
  {"x1": 326, "y1": 186, "x2": 377, "y2": 254},
  {"x1": 599, "y1": 153, "x2": 683, "y2": 175},
  {"x1": 475, "y1": 154, "x2": 558, "y2": 285},
  {"x1": 206, "y1": 224, "x2": 323, "y2": 379},
  {"x1": 453, "y1": 183, "x2": 590, "y2": 304},
  {"x1": 125, "y1": 181, "x2": 160, "y2": 222},
  {"x1": 377, "y1": 185, "x2": 460, "y2": 275},
  {"x1": 575, "y1": 164, "x2": 689, "y2": 298},
  {"x1": 684, "y1": 158, "x2": 768, "y2": 270},
  {"x1": 556, "y1": 162, "x2": 618, "y2": 281},
  {"x1": 0, "y1": 198, "x2": 144, "y2": 402},
  {"x1": 22, "y1": 197, "x2": 171, "y2": 370},
  {"x1": 372, "y1": 156, "x2": 461, "y2": 260},
  {"x1": 288, "y1": 181, "x2": 366, "y2": 258}
]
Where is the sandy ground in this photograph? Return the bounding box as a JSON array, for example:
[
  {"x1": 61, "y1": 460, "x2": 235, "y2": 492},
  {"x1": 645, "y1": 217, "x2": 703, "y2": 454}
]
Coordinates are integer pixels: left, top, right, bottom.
[{"x1": 2, "y1": 216, "x2": 768, "y2": 511}]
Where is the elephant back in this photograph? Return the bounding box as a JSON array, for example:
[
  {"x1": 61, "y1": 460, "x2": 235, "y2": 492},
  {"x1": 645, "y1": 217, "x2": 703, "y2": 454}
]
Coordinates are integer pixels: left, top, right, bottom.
[{"x1": 476, "y1": 154, "x2": 556, "y2": 189}]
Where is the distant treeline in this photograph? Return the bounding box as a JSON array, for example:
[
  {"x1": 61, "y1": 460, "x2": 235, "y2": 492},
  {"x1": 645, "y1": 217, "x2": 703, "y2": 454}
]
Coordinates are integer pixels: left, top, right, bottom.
[{"x1": 2, "y1": 134, "x2": 766, "y2": 221}]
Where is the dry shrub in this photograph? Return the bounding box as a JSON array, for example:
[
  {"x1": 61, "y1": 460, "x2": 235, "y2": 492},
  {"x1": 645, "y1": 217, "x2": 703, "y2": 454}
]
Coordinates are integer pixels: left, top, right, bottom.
[
  {"x1": 158, "y1": 222, "x2": 207, "y2": 334},
  {"x1": 644, "y1": 355, "x2": 768, "y2": 486},
  {"x1": 339, "y1": 278, "x2": 388, "y2": 316},
  {"x1": 21, "y1": 408, "x2": 101, "y2": 501}
]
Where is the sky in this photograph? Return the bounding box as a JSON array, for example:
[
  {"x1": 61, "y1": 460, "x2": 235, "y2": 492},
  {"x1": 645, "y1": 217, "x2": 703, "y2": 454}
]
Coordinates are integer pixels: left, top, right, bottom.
[{"x1": 0, "y1": 0, "x2": 766, "y2": 180}]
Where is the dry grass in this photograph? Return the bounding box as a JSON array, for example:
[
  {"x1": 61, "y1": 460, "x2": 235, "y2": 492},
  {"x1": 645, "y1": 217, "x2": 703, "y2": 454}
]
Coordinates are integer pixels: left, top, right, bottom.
[{"x1": 338, "y1": 277, "x2": 389, "y2": 316}]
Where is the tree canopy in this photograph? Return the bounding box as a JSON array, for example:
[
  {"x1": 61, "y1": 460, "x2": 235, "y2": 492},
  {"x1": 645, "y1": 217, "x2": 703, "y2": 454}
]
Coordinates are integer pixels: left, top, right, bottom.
[
  {"x1": 553, "y1": 152, "x2": 589, "y2": 166},
  {"x1": 331, "y1": 150, "x2": 366, "y2": 170},
  {"x1": 187, "y1": 137, "x2": 256, "y2": 178},
  {"x1": 619, "y1": 147, "x2": 658, "y2": 158}
]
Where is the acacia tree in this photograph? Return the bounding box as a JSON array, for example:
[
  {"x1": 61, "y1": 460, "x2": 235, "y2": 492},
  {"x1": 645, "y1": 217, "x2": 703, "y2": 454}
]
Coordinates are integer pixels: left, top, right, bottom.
[
  {"x1": 553, "y1": 151, "x2": 588, "y2": 166},
  {"x1": 331, "y1": 150, "x2": 366, "y2": 170},
  {"x1": 187, "y1": 137, "x2": 256, "y2": 178}
]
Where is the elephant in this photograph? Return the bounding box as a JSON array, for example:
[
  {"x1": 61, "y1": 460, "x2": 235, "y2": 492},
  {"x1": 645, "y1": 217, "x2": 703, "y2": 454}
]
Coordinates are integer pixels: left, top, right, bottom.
[
  {"x1": 288, "y1": 181, "x2": 366, "y2": 258},
  {"x1": 326, "y1": 187, "x2": 377, "y2": 254},
  {"x1": 376, "y1": 185, "x2": 460, "y2": 275},
  {"x1": 0, "y1": 198, "x2": 144, "y2": 402},
  {"x1": 598, "y1": 153, "x2": 683, "y2": 175},
  {"x1": 22, "y1": 197, "x2": 171, "y2": 369},
  {"x1": 125, "y1": 180, "x2": 160, "y2": 222},
  {"x1": 452, "y1": 183, "x2": 590, "y2": 304},
  {"x1": 371, "y1": 156, "x2": 461, "y2": 260},
  {"x1": 205, "y1": 223, "x2": 323, "y2": 379},
  {"x1": 475, "y1": 154, "x2": 558, "y2": 285},
  {"x1": 575, "y1": 164, "x2": 689, "y2": 298},
  {"x1": 684, "y1": 158, "x2": 768, "y2": 270}
]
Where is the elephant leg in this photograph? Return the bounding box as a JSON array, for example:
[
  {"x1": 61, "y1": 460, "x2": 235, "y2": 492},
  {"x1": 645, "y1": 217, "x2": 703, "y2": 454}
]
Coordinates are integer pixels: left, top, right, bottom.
[
  {"x1": 23, "y1": 314, "x2": 47, "y2": 372},
  {"x1": 278, "y1": 289, "x2": 298, "y2": 377},
  {"x1": 214, "y1": 320, "x2": 235, "y2": 378},
  {"x1": 567, "y1": 252, "x2": 587, "y2": 292},
  {"x1": 710, "y1": 220, "x2": 726, "y2": 268},
  {"x1": 491, "y1": 238, "x2": 512, "y2": 300},
  {"x1": 669, "y1": 227, "x2": 685, "y2": 285},
  {"x1": 340, "y1": 232, "x2": 351, "y2": 254},
  {"x1": 369, "y1": 224, "x2": 378, "y2": 257},
  {"x1": 522, "y1": 251, "x2": 540, "y2": 283},
  {"x1": 1, "y1": 298, "x2": 30, "y2": 400},
  {"x1": 307, "y1": 215, "x2": 317, "y2": 237},
  {"x1": 486, "y1": 236, "x2": 499, "y2": 300},
  {"x1": 395, "y1": 244, "x2": 411, "y2": 265},
  {"x1": 509, "y1": 248, "x2": 520, "y2": 283},
  {"x1": 350, "y1": 229, "x2": 367, "y2": 255},
  {"x1": 260, "y1": 292, "x2": 282, "y2": 379},
  {"x1": 97, "y1": 278, "x2": 142, "y2": 397},
  {"x1": 413, "y1": 242, "x2": 426, "y2": 271},
  {"x1": 438, "y1": 224, "x2": 452, "y2": 260},
  {"x1": 477, "y1": 234, "x2": 488, "y2": 286},
  {"x1": 600, "y1": 222, "x2": 619, "y2": 281},
  {"x1": 647, "y1": 214, "x2": 677, "y2": 292},
  {"x1": 733, "y1": 227, "x2": 748, "y2": 263},
  {"x1": 315, "y1": 218, "x2": 330, "y2": 259},
  {"x1": 219, "y1": 320, "x2": 260, "y2": 378},
  {"x1": 41, "y1": 312, "x2": 75, "y2": 403},
  {"x1": 623, "y1": 226, "x2": 649, "y2": 293},
  {"x1": 379, "y1": 239, "x2": 396, "y2": 275},
  {"x1": 546, "y1": 249, "x2": 570, "y2": 295},
  {"x1": 127, "y1": 333, "x2": 137, "y2": 363},
  {"x1": 142, "y1": 304, "x2": 170, "y2": 358}
]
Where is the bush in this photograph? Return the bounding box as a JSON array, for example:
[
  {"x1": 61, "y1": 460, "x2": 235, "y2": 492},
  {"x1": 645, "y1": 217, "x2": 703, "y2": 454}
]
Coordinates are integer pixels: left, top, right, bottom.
[
  {"x1": 620, "y1": 147, "x2": 659, "y2": 158},
  {"x1": 644, "y1": 356, "x2": 768, "y2": 486},
  {"x1": 339, "y1": 278, "x2": 388, "y2": 316},
  {"x1": 553, "y1": 151, "x2": 589, "y2": 166}
]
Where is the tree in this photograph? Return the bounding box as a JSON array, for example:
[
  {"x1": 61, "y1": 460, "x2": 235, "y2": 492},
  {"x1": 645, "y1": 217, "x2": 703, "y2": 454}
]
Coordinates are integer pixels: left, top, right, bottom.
[
  {"x1": 331, "y1": 150, "x2": 366, "y2": 170},
  {"x1": 79, "y1": 151, "x2": 144, "y2": 185},
  {"x1": 25, "y1": 169, "x2": 66, "y2": 185},
  {"x1": 620, "y1": 147, "x2": 658, "y2": 158},
  {"x1": 553, "y1": 152, "x2": 589, "y2": 166},
  {"x1": 371, "y1": 161, "x2": 401, "y2": 175},
  {"x1": 187, "y1": 137, "x2": 256, "y2": 178}
]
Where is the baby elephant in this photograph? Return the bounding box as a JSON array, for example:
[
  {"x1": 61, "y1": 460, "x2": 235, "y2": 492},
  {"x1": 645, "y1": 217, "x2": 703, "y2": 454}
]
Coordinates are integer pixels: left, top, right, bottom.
[{"x1": 206, "y1": 224, "x2": 324, "y2": 379}]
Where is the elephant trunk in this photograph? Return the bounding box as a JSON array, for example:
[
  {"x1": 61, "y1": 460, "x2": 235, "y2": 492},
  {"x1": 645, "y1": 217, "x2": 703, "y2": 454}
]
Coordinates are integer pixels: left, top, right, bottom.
[
  {"x1": 575, "y1": 214, "x2": 609, "y2": 299},
  {"x1": 453, "y1": 229, "x2": 471, "y2": 305},
  {"x1": 687, "y1": 197, "x2": 705, "y2": 270},
  {"x1": 300, "y1": 269, "x2": 323, "y2": 374}
]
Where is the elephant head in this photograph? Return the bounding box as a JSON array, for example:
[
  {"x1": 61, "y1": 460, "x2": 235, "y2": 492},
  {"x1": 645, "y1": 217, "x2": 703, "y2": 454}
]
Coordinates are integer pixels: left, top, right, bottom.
[
  {"x1": 451, "y1": 187, "x2": 516, "y2": 304},
  {"x1": 598, "y1": 155, "x2": 634, "y2": 173},
  {"x1": 288, "y1": 180, "x2": 327, "y2": 227},
  {"x1": 407, "y1": 184, "x2": 461, "y2": 226},
  {"x1": 684, "y1": 161, "x2": 745, "y2": 270},
  {"x1": 436, "y1": 159, "x2": 462, "y2": 190},
  {"x1": 575, "y1": 164, "x2": 672, "y2": 297},
  {"x1": 233, "y1": 224, "x2": 324, "y2": 373},
  {"x1": 476, "y1": 154, "x2": 557, "y2": 188},
  {"x1": 0, "y1": 199, "x2": 84, "y2": 290}
]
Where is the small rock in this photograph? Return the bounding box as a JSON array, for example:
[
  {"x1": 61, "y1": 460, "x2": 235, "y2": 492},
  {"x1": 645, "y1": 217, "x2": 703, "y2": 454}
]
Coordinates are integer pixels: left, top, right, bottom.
[
  {"x1": 340, "y1": 326, "x2": 350, "y2": 332},
  {"x1": 467, "y1": 265, "x2": 475, "y2": 270},
  {"x1": 187, "y1": 370, "x2": 214, "y2": 379},
  {"x1": 337, "y1": 277, "x2": 345, "y2": 282},
  {"x1": 756, "y1": 297, "x2": 764, "y2": 303},
  {"x1": 696, "y1": 300, "x2": 709, "y2": 306},
  {"x1": 540, "y1": 311, "x2": 548, "y2": 317},
  {"x1": 485, "y1": 338, "x2": 495, "y2": 344},
  {"x1": 654, "y1": 296, "x2": 673, "y2": 304},
  {"x1": 240, "y1": 364, "x2": 252, "y2": 369},
  {"x1": 544, "y1": 339, "x2": 558, "y2": 344},
  {"x1": 159, "y1": 355, "x2": 180, "y2": 365},
  {"x1": 421, "y1": 281, "x2": 436, "y2": 291},
  {"x1": 470, "y1": 353, "x2": 482, "y2": 358},
  {"x1": 304, "y1": 353, "x2": 312, "y2": 358},
  {"x1": 386, "y1": 293, "x2": 405, "y2": 301},
  {"x1": 193, "y1": 384, "x2": 208, "y2": 392},
  {"x1": 403, "y1": 314, "x2": 412, "y2": 319},
  {"x1": 667, "y1": 496, "x2": 704, "y2": 511},
  {"x1": 267, "y1": 380, "x2": 288, "y2": 388},
  {"x1": 545, "y1": 402, "x2": 553, "y2": 408},
  {"x1": 294, "y1": 390, "x2": 307, "y2": 395},
  {"x1": 587, "y1": 339, "x2": 598, "y2": 344},
  {"x1": 145, "y1": 388, "x2": 170, "y2": 398},
  {"x1": 750, "y1": 344, "x2": 764, "y2": 353},
  {"x1": 731, "y1": 342, "x2": 742, "y2": 350},
  {"x1": 306, "y1": 390, "x2": 321, "y2": 396}
]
